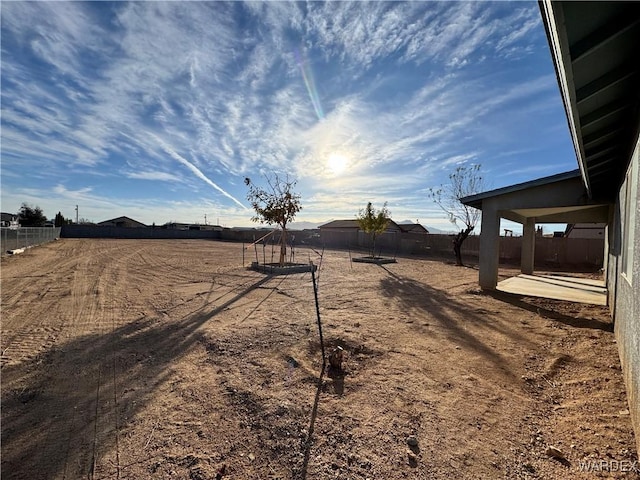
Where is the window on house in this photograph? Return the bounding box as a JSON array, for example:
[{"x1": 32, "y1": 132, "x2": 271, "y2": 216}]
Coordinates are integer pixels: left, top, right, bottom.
[{"x1": 621, "y1": 140, "x2": 639, "y2": 284}]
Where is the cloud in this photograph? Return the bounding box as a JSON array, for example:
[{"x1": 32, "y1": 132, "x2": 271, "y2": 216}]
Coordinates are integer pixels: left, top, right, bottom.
[
  {"x1": 150, "y1": 134, "x2": 249, "y2": 211},
  {"x1": 125, "y1": 171, "x2": 181, "y2": 182},
  {"x1": 1, "y1": 1, "x2": 571, "y2": 227}
]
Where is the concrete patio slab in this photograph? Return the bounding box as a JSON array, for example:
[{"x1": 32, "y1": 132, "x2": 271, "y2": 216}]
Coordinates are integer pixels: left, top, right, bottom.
[{"x1": 497, "y1": 273, "x2": 607, "y2": 306}]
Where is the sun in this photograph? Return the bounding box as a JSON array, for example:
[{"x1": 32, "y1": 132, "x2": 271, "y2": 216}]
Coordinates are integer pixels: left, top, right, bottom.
[{"x1": 327, "y1": 153, "x2": 349, "y2": 175}]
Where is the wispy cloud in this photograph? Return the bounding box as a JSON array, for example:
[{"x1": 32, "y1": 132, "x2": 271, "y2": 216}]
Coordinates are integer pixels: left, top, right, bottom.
[
  {"x1": 1, "y1": 1, "x2": 572, "y2": 227},
  {"x1": 150, "y1": 134, "x2": 249, "y2": 210},
  {"x1": 125, "y1": 171, "x2": 181, "y2": 182}
]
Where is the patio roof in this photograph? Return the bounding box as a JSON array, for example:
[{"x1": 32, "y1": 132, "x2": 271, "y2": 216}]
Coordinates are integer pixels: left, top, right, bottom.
[
  {"x1": 460, "y1": 169, "x2": 609, "y2": 224},
  {"x1": 540, "y1": 1, "x2": 640, "y2": 200},
  {"x1": 463, "y1": 3, "x2": 639, "y2": 222}
]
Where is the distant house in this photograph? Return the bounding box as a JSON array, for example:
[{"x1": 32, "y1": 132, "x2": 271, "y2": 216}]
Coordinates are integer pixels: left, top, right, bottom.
[
  {"x1": 398, "y1": 223, "x2": 429, "y2": 234},
  {"x1": 162, "y1": 222, "x2": 190, "y2": 230},
  {"x1": 318, "y1": 219, "x2": 425, "y2": 249},
  {"x1": 162, "y1": 222, "x2": 222, "y2": 231},
  {"x1": 319, "y1": 219, "x2": 403, "y2": 232},
  {"x1": 564, "y1": 223, "x2": 606, "y2": 239},
  {"x1": 1, "y1": 212, "x2": 18, "y2": 227},
  {"x1": 97, "y1": 216, "x2": 147, "y2": 228}
]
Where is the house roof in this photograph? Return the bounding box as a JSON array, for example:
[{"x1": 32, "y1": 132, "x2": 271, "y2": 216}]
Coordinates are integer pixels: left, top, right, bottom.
[
  {"x1": 540, "y1": 1, "x2": 640, "y2": 200},
  {"x1": 397, "y1": 223, "x2": 429, "y2": 234},
  {"x1": 319, "y1": 220, "x2": 361, "y2": 229},
  {"x1": 1, "y1": 212, "x2": 17, "y2": 223},
  {"x1": 97, "y1": 216, "x2": 147, "y2": 228},
  {"x1": 461, "y1": 3, "x2": 639, "y2": 223},
  {"x1": 319, "y1": 219, "x2": 402, "y2": 231}
]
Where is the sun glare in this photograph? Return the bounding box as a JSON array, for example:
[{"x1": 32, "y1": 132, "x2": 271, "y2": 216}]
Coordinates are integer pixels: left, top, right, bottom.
[{"x1": 327, "y1": 153, "x2": 349, "y2": 175}]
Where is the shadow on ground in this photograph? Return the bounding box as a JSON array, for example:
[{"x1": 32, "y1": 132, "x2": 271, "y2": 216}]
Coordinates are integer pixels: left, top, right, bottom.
[
  {"x1": 1, "y1": 274, "x2": 274, "y2": 479},
  {"x1": 486, "y1": 290, "x2": 613, "y2": 332},
  {"x1": 377, "y1": 265, "x2": 534, "y2": 381}
]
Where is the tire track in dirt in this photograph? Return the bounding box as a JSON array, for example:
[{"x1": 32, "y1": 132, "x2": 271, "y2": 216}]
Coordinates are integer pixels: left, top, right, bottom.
[
  {"x1": 1, "y1": 239, "x2": 125, "y2": 367},
  {"x1": 79, "y1": 244, "x2": 150, "y2": 479},
  {"x1": 2, "y1": 241, "x2": 105, "y2": 477},
  {"x1": 81, "y1": 241, "x2": 243, "y2": 478},
  {"x1": 1, "y1": 240, "x2": 147, "y2": 478},
  {"x1": 62, "y1": 240, "x2": 128, "y2": 479}
]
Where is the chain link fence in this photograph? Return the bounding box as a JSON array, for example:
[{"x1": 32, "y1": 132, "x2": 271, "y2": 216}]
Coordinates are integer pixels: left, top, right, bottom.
[{"x1": 1, "y1": 227, "x2": 61, "y2": 255}]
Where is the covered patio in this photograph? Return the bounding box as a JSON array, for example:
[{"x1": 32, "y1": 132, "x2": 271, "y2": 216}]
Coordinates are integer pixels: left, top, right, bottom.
[{"x1": 461, "y1": 169, "x2": 610, "y2": 300}]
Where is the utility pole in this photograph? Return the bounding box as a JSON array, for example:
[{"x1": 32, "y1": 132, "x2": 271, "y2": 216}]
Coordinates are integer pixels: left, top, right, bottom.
[{"x1": 75, "y1": 205, "x2": 79, "y2": 224}]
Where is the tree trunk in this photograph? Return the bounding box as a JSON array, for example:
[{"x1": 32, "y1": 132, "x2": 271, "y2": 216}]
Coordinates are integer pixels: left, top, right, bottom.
[
  {"x1": 279, "y1": 228, "x2": 287, "y2": 266},
  {"x1": 453, "y1": 226, "x2": 474, "y2": 266}
]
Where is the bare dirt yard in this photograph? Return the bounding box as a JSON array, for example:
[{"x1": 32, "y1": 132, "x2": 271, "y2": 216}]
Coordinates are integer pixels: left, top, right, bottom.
[{"x1": 1, "y1": 239, "x2": 637, "y2": 479}]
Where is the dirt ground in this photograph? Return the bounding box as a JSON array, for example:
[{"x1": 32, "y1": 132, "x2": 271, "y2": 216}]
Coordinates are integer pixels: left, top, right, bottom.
[{"x1": 1, "y1": 239, "x2": 637, "y2": 479}]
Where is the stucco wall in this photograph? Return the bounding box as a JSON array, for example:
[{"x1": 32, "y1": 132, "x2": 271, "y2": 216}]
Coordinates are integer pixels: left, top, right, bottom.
[{"x1": 609, "y1": 137, "x2": 640, "y2": 456}]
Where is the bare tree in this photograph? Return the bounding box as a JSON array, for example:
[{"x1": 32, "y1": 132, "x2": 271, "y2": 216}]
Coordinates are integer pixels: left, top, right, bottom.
[
  {"x1": 356, "y1": 202, "x2": 390, "y2": 258},
  {"x1": 429, "y1": 164, "x2": 484, "y2": 266},
  {"x1": 245, "y1": 174, "x2": 302, "y2": 266}
]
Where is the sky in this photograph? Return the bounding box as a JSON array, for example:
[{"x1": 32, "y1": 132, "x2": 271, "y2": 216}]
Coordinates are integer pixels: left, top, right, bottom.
[{"x1": 1, "y1": 1, "x2": 578, "y2": 233}]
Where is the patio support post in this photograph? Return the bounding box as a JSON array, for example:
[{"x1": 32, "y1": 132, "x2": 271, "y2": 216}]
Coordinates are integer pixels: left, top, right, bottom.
[
  {"x1": 479, "y1": 201, "x2": 500, "y2": 290},
  {"x1": 521, "y1": 217, "x2": 536, "y2": 275}
]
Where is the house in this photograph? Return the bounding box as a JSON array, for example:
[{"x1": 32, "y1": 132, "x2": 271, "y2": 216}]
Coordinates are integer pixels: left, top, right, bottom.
[
  {"x1": 319, "y1": 219, "x2": 403, "y2": 232},
  {"x1": 398, "y1": 223, "x2": 429, "y2": 234},
  {"x1": 565, "y1": 223, "x2": 606, "y2": 239},
  {"x1": 318, "y1": 219, "x2": 429, "y2": 252},
  {"x1": 162, "y1": 222, "x2": 222, "y2": 231},
  {"x1": 319, "y1": 219, "x2": 403, "y2": 247},
  {"x1": 97, "y1": 216, "x2": 147, "y2": 228},
  {"x1": 462, "y1": 2, "x2": 640, "y2": 454},
  {"x1": 1, "y1": 212, "x2": 18, "y2": 227}
]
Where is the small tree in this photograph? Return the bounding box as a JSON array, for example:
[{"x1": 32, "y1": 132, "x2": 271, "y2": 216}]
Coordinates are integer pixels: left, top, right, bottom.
[
  {"x1": 429, "y1": 164, "x2": 484, "y2": 266},
  {"x1": 357, "y1": 202, "x2": 390, "y2": 258},
  {"x1": 18, "y1": 203, "x2": 47, "y2": 227},
  {"x1": 245, "y1": 174, "x2": 302, "y2": 266}
]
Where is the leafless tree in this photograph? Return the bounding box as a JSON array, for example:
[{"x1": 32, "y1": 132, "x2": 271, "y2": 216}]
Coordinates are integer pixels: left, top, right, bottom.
[{"x1": 429, "y1": 164, "x2": 484, "y2": 266}]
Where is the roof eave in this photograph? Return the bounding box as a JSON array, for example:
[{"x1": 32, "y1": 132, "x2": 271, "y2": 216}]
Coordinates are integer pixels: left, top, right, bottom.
[
  {"x1": 539, "y1": 0, "x2": 591, "y2": 197},
  {"x1": 460, "y1": 169, "x2": 581, "y2": 210}
]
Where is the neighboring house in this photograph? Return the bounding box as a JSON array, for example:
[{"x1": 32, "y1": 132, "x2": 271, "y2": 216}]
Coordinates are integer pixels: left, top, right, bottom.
[
  {"x1": 319, "y1": 219, "x2": 403, "y2": 232},
  {"x1": 319, "y1": 219, "x2": 423, "y2": 250},
  {"x1": 319, "y1": 219, "x2": 402, "y2": 243},
  {"x1": 565, "y1": 223, "x2": 606, "y2": 239},
  {"x1": 97, "y1": 216, "x2": 147, "y2": 228},
  {"x1": 319, "y1": 219, "x2": 365, "y2": 247},
  {"x1": 462, "y1": 2, "x2": 640, "y2": 455},
  {"x1": 162, "y1": 222, "x2": 222, "y2": 231},
  {"x1": 187, "y1": 224, "x2": 222, "y2": 231},
  {"x1": 398, "y1": 223, "x2": 429, "y2": 234},
  {"x1": 1, "y1": 212, "x2": 18, "y2": 227},
  {"x1": 162, "y1": 222, "x2": 191, "y2": 230}
]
